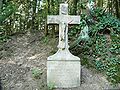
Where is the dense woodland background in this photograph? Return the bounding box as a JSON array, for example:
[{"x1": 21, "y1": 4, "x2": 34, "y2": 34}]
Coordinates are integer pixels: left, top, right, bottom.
[{"x1": 0, "y1": 0, "x2": 120, "y2": 85}]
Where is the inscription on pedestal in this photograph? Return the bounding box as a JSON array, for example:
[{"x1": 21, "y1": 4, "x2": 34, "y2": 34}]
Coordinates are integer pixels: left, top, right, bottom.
[{"x1": 47, "y1": 61, "x2": 81, "y2": 88}]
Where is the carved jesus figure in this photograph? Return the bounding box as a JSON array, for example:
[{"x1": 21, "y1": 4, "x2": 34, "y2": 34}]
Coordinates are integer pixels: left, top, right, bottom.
[
  {"x1": 59, "y1": 22, "x2": 67, "y2": 49},
  {"x1": 47, "y1": 3, "x2": 80, "y2": 50}
]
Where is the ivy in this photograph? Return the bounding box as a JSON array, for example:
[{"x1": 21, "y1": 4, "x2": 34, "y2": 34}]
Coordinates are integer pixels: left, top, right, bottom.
[
  {"x1": 0, "y1": 2, "x2": 16, "y2": 42},
  {"x1": 69, "y1": 7, "x2": 120, "y2": 84},
  {"x1": 0, "y1": 2, "x2": 16, "y2": 23}
]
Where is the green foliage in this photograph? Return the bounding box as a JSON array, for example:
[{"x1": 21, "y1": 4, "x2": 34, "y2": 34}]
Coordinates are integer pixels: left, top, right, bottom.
[
  {"x1": 0, "y1": 2, "x2": 16, "y2": 23},
  {"x1": 0, "y1": 2, "x2": 16, "y2": 43},
  {"x1": 88, "y1": 8, "x2": 120, "y2": 84},
  {"x1": 70, "y1": 7, "x2": 120, "y2": 84},
  {"x1": 95, "y1": 56, "x2": 120, "y2": 84},
  {"x1": 47, "y1": 82, "x2": 55, "y2": 90},
  {"x1": 69, "y1": 14, "x2": 87, "y2": 39},
  {"x1": 77, "y1": 1, "x2": 86, "y2": 10},
  {"x1": 0, "y1": 26, "x2": 8, "y2": 43},
  {"x1": 110, "y1": 33, "x2": 120, "y2": 55},
  {"x1": 0, "y1": 0, "x2": 119, "y2": 85},
  {"x1": 31, "y1": 68, "x2": 42, "y2": 79},
  {"x1": 41, "y1": 36, "x2": 49, "y2": 44}
]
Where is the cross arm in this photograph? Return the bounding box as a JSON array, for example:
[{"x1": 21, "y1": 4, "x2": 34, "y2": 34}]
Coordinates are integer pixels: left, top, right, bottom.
[
  {"x1": 47, "y1": 15, "x2": 80, "y2": 25},
  {"x1": 47, "y1": 15, "x2": 60, "y2": 24},
  {"x1": 68, "y1": 16, "x2": 80, "y2": 24}
]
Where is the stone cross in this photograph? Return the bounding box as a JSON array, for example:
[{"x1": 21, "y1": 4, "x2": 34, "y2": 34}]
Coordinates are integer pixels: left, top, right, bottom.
[
  {"x1": 47, "y1": 3, "x2": 81, "y2": 88},
  {"x1": 47, "y1": 3, "x2": 80, "y2": 50}
]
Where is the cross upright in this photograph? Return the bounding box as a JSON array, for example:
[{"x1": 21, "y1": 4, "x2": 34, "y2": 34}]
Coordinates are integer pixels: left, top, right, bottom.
[{"x1": 47, "y1": 3, "x2": 80, "y2": 50}]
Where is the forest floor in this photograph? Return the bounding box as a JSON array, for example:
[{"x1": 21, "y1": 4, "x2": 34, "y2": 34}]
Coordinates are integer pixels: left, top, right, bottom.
[{"x1": 0, "y1": 31, "x2": 120, "y2": 90}]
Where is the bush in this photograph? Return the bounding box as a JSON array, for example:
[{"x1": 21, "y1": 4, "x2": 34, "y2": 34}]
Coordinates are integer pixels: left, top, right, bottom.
[
  {"x1": 0, "y1": 2, "x2": 16, "y2": 43},
  {"x1": 70, "y1": 7, "x2": 120, "y2": 84}
]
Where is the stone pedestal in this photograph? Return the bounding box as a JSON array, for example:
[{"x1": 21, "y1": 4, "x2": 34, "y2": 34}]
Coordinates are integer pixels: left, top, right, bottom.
[{"x1": 47, "y1": 50, "x2": 81, "y2": 88}]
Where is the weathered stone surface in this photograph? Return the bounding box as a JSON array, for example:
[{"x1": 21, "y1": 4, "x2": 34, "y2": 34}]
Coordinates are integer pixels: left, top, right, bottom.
[
  {"x1": 47, "y1": 3, "x2": 80, "y2": 50},
  {"x1": 47, "y1": 61, "x2": 81, "y2": 88},
  {"x1": 47, "y1": 49, "x2": 81, "y2": 88},
  {"x1": 48, "y1": 49, "x2": 80, "y2": 61},
  {"x1": 60, "y1": 3, "x2": 68, "y2": 15},
  {"x1": 47, "y1": 15, "x2": 80, "y2": 24},
  {"x1": 47, "y1": 3, "x2": 81, "y2": 88}
]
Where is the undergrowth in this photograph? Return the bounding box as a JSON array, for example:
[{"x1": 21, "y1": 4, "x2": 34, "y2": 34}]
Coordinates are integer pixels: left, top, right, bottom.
[
  {"x1": 0, "y1": 2, "x2": 16, "y2": 43},
  {"x1": 70, "y1": 7, "x2": 120, "y2": 84}
]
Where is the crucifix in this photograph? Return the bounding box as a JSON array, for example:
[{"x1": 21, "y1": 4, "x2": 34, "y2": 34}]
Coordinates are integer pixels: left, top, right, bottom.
[
  {"x1": 47, "y1": 3, "x2": 81, "y2": 88},
  {"x1": 47, "y1": 3, "x2": 80, "y2": 50}
]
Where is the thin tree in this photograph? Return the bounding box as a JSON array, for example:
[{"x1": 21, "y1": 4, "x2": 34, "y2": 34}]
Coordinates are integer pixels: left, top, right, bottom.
[
  {"x1": 73, "y1": 0, "x2": 78, "y2": 15},
  {"x1": 115, "y1": 0, "x2": 120, "y2": 18},
  {"x1": 0, "y1": 0, "x2": 3, "y2": 10},
  {"x1": 97, "y1": 0, "x2": 103, "y2": 7}
]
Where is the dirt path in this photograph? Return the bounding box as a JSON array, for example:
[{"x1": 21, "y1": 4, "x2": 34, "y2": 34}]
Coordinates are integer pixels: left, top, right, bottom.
[{"x1": 0, "y1": 32, "x2": 119, "y2": 90}]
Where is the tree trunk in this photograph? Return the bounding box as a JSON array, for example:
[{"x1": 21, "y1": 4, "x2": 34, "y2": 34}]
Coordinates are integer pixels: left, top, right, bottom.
[
  {"x1": 98, "y1": 0, "x2": 103, "y2": 7},
  {"x1": 73, "y1": 0, "x2": 78, "y2": 15},
  {"x1": 108, "y1": 0, "x2": 113, "y2": 14},
  {"x1": 97, "y1": 0, "x2": 103, "y2": 7},
  {"x1": 48, "y1": 0, "x2": 50, "y2": 14},
  {"x1": 45, "y1": 19, "x2": 48, "y2": 36},
  {"x1": 115, "y1": 0, "x2": 120, "y2": 18},
  {"x1": 45, "y1": 0, "x2": 50, "y2": 36},
  {"x1": 31, "y1": 0, "x2": 37, "y2": 32},
  {"x1": 119, "y1": 0, "x2": 120, "y2": 19},
  {"x1": 0, "y1": 0, "x2": 3, "y2": 10},
  {"x1": 51, "y1": 0, "x2": 55, "y2": 36}
]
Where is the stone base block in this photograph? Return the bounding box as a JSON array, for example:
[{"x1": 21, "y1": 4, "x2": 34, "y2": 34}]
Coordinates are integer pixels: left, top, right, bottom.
[{"x1": 47, "y1": 60, "x2": 81, "y2": 88}]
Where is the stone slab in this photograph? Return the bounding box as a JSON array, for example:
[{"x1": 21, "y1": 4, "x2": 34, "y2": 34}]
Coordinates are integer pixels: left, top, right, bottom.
[{"x1": 47, "y1": 61, "x2": 81, "y2": 88}]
